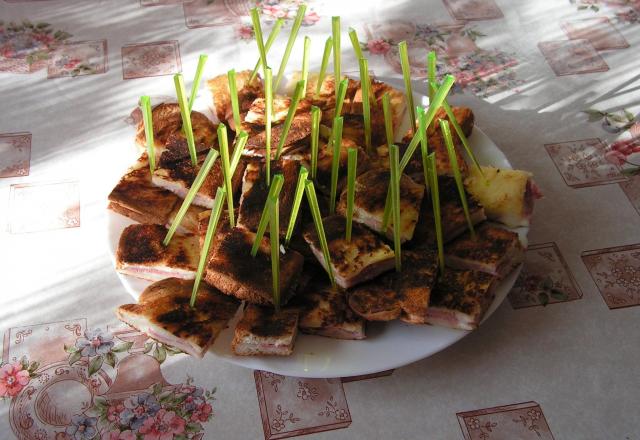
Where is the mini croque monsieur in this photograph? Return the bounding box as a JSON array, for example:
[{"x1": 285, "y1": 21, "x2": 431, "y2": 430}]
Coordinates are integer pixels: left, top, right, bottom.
[
  {"x1": 293, "y1": 282, "x2": 366, "y2": 340},
  {"x1": 116, "y1": 224, "x2": 200, "y2": 281},
  {"x1": 231, "y1": 304, "x2": 299, "y2": 356},
  {"x1": 204, "y1": 227, "x2": 304, "y2": 306},
  {"x1": 117, "y1": 278, "x2": 239, "y2": 358},
  {"x1": 152, "y1": 146, "x2": 245, "y2": 210},
  {"x1": 424, "y1": 269, "x2": 498, "y2": 331},
  {"x1": 303, "y1": 215, "x2": 395, "y2": 289},
  {"x1": 311, "y1": 138, "x2": 370, "y2": 196},
  {"x1": 347, "y1": 250, "x2": 439, "y2": 323},
  {"x1": 238, "y1": 159, "x2": 299, "y2": 236},
  {"x1": 207, "y1": 70, "x2": 263, "y2": 130},
  {"x1": 336, "y1": 168, "x2": 425, "y2": 243},
  {"x1": 444, "y1": 224, "x2": 525, "y2": 279}
]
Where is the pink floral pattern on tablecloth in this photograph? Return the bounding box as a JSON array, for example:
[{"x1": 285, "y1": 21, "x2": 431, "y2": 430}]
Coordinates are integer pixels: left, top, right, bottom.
[
  {"x1": 0, "y1": 20, "x2": 72, "y2": 73},
  {"x1": 121, "y1": 40, "x2": 181, "y2": 79},
  {"x1": 509, "y1": 242, "x2": 583, "y2": 308},
  {"x1": 342, "y1": 369, "x2": 394, "y2": 383},
  {"x1": 561, "y1": 17, "x2": 629, "y2": 50},
  {"x1": 2, "y1": 321, "x2": 217, "y2": 440},
  {"x1": 47, "y1": 39, "x2": 108, "y2": 78},
  {"x1": 619, "y1": 175, "x2": 640, "y2": 216},
  {"x1": 8, "y1": 181, "x2": 81, "y2": 234},
  {"x1": 0, "y1": 132, "x2": 31, "y2": 178},
  {"x1": 582, "y1": 244, "x2": 640, "y2": 309},
  {"x1": 538, "y1": 39, "x2": 609, "y2": 76},
  {"x1": 457, "y1": 401, "x2": 555, "y2": 440},
  {"x1": 183, "y1": 0, "x2": 321, "y2": 29},
  {"x1": 442, "y1": 0, "x2": 504, "y2": 21},
  {"x1": 362, "y1": 21, "x2": 523, "y2": 98},
  {"x1": 569, "y1": 0, "x2": 640, "y2": 24},
  {"x1": 254, "y1": 371, "x2": 351, "y2": 439},
  {"x1": 545, "y1": 138, "x2": 626, "y2": 187}
]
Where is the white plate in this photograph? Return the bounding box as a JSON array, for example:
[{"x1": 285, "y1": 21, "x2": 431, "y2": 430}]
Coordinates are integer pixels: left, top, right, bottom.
[{"x1": 107, "y1": 89, "x2": 527, "y2": 378}]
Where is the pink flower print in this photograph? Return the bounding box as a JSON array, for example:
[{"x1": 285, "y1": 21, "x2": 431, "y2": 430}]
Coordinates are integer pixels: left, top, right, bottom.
[
  {"x1": 107, "y1": 403, "x2": 125, "y2": 422},
  {"x1": 101, "y1": 431, "x2": 136, "y2": 440},
  {"x1": 303, "y1": 11, "x2": 320, "y2": 26},
  {"x1": 139, "y1": 409, "x2": 186, "y2": 440},
  {"x1": 237, "y1": 25, "x2": 254, "y2": 41},
  {"x1": 468, "y1": 418, "x2": 481, "y2": 429},
  {"x1": 0, "y1": 362, "x2": 30, "y2": 397},
  {"x1": 262, "y1": 5, "x2": 287, "y2": 19},
  {"x1": 527, "y1": 409, "x2": 541, "y2": 420},
  {"x1": 190, "y1": 402, "x2": 213, "y2": 422},
  {"x1": 367, "y1": 39, "x2": 391, "y2": 55}
]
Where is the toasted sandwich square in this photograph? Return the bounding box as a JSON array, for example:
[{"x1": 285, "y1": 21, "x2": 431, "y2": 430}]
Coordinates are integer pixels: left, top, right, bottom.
[
  {"x1": 231, "y1": 304, "x2": 299, "y2": 356},
  {"x1": 204, "y1": 227, "x2": 304, "y2": 306},
  {"x1": 336, "y1": 168, "x2": 424, "y2": 243},
  {"x1": 116, "y1": 278, "x2": 239, "y2": 358},
  {"x1": 116, "y1": 224, "x2": 200, "y2": 281},
  {"x1": 425, "y1": 269, "x2": 497, "y2": 331},
  {"x1": 207, "y1": 70, "x2": 263, "y2": 127},
  {"x1": 311, "y1": 138, "x2": 370, "y2": 196},
  {"x1": 303, "y1": 215, "x2": 395, "y2": 289},
  {"x1": 244, "y1": 112, "x2": 312, "y2": 159}
]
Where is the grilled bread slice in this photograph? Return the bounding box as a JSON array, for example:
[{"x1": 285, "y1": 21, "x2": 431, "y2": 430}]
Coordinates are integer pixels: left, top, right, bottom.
[
  {"x1": 424, "y1": 269, "x2": 498, "y2": 331},
  {"x1": 245, "y1": 112, "x2": 312, "y2": 159},
  {"x1": 238, "y1": 159, "x2": 299, "y2": 237},
  {"x1": 303, "y1": 215, "x2": 395, "y2": 289},
  {"x1": 135, "y1": 103, "x2": 217, "y2": 153},
  {"x1": 464, "y1": 166, "x2": 541, "y2": 228},
  {"x1": 348, "y1": 250, "x2": 439, "y2": 323},
  {"x1": 444, "y1": 224, "x2": 525, "y2": 279},
  {"x1": 311, "y1": 138, "x2": 370, "y2": 196},
  {"x1": 116, "y1": 224, "x2": 200, "y2": 281},
  {"x1": 207, "y1": 70, "x2": 263, "y2": 127},
  {"x1": 411, "y1": 176, "x2": 487, "y2": 247},
  {"x1": 244, "y1": 96, "x2": 311, "y2": 126},
  {"x1": 204, "y1": 227, "x2": 304, "y2": 306},
  {"x1": 231, "y1": 305, "x2": 299, "y2": 356},
  {"x1": 295, "y1": 283, "x2": 366, "y2": 340},
  {"x1": 116, "y1": 278, "x2": 239, "y2": 358},
  {"x1": 336, "y1": 168, "x2": 424, "y2": 243},
  {"x1": 108, "y1": 154, "x2": 180, "y2": 227}
]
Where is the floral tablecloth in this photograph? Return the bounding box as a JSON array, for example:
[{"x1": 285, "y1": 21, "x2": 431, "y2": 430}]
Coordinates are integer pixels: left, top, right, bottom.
[{"x1": 1, "y1": 1, "x2": 639, "y2": 439}]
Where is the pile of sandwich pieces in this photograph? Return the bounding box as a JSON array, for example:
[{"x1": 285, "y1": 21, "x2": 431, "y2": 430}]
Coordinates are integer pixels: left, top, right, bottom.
[{"x1": 110, "y1": 70, "x2": 541, "y2": 358}]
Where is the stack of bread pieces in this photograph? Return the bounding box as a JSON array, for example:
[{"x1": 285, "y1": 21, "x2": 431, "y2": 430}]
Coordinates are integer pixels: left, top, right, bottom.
[{"x1": 110, "y1": 70, "x2": 540, "y2": 358}]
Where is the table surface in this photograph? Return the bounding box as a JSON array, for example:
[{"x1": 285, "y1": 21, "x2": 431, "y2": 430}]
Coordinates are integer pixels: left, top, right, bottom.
[{"x1": 1, "y1": 1, "x2": 640, "y2": 439}]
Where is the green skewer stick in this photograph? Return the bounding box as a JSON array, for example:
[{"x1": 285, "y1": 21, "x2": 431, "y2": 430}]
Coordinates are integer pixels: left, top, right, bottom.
[
  {"x1": 268, "y1": 195, "x2": 281, "y2": 310},
  {"x1": 227, "y1": 69, "x2": 242, "y2": 132},
  {"x1": 345, "y1": 147, "x2": 357, "y2": 242},
  {"x1": 265, "y1": 67, "x2": 273, "y2": 185},
  {"x1": 426, "y1": 153, "x2": 444, "y2": 271},
  {"x1": 430, "y1": 79, "x2": 484, "y2": 177},
  {"x1": 251, "y1": 174, "x2": 284, "y2": 257},
  {"x1": 359, "y1": 57, "x2": 372, "y2": 153},
  {"x1": 427, "y1": 50, "x2": 436, "y2": 105},
  {"x1": 285, "y1": 166, "x2": 309, "y2": 245},
  {"x1": 274, "y1": 4, "x2": 307, "y2": 91},
  {"x1": 301, "y1": 36, "x2": 311, "y2": 92},
  {"x1": 174, "y1": 74, "x2": 197, "y2": 166},
  {"x1": 191, "y1": 186, "x2": 226, "y2": 308},
  {"x1": 230, "y1": 131, "x2": 248, "y2": 174},
  {"x1": 164, "y1": 148, "x2": 219, "y2": 246},
  {"x1": 250, "y1": 18, "x2": 284, "y2": 82},
  {"x1": 315, "y1": 36, "x2": 333, "y2": 98},
  {"x1": 218, "y1": 124, "x2": 235, "y2": 227},
  {"x1": 310, "y1": 106, "x2": 321, "y2": 179},
  {"x1": 334, "y1": 78, "x2": 348, "y2": 120},
  {"x1": 440, "y1": 119, "x2": 476, "y2": 238},
  {"x1": 275, "y1": 80, "x2": 305, "y2": 159},
  {"x1": 418, "y1": 106, "x2": 428, "y2": 162},
  {"x1": 389, "y1": 144, "x2": 402, "y2": 272},
  {"x1": 140, "y1": 95, "x2": 155, "y2": 173},
  {"x1": 329, "y1": 115, "x2": 343, "y2": 214},
  {"x1": 332, "y1": 16, "x2": 341, "y2": 100},
  {"x1": 250, "y1": 8, "x2": 268, "y2": 77},
  {"x1": 382, "y1": 92, "x2": 394, "y2": 147},
  {"x1": 304, "y1": 180, "x2": 336, "y2": 287},
  {"x1": 348, "y1": 27, "x2": 364, "y2": 60},
  {"x1": 398, "y1": 41, "x2": 416, "y2": 132},
  {"x1": 188, "y1": 54, "x2": 208, "y2": 113}
]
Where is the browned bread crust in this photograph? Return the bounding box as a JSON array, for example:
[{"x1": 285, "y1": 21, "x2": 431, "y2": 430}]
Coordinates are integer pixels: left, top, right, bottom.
[{"x1": 231, "y1": 305, "x2": 299, "y2": 356}]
